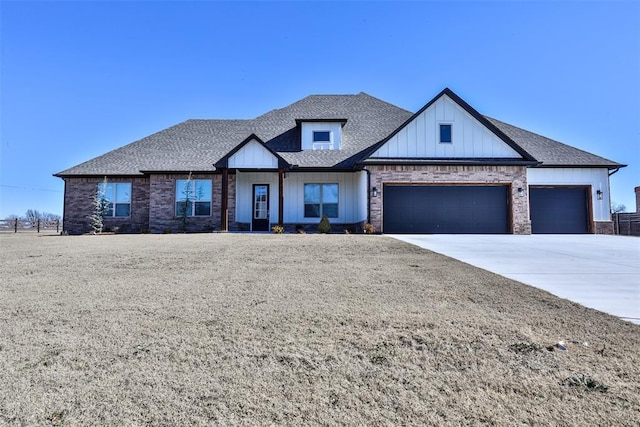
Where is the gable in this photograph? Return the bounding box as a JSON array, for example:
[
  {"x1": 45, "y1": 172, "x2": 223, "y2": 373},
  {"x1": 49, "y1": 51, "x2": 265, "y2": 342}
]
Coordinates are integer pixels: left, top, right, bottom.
[
  {"x1": 370, "y1": 94, "x2": 522, "y2": 159},
  {"x1": 228, "y1": 139, "x2": 279, "y2": 168}
]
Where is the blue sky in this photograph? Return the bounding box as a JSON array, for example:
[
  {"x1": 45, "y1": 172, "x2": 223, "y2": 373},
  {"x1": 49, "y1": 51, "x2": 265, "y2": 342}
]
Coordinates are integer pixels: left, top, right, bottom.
[{"x1": 1, "y1": 0, "x2": 639, "y2": 217}]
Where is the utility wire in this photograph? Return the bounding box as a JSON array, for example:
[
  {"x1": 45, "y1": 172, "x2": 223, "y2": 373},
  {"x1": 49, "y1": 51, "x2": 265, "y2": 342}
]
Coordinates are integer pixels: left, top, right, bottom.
[{"x1": 0, "y1": 184, "x2": 63, "y2": 193}]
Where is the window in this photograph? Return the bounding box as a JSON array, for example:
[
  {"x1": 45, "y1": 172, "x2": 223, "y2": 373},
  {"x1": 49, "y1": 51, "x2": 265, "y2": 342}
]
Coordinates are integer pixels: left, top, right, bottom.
[
  {"x1": 175, "y1": 179, "x2": 212, "y2": 217},
  {"x1": 98, "y1": 182, "x2": 131, "y2": 217},
  {"x1": 439, "y1": 124, "x2": 452, "y2": 143},
  {"x1": 312, "y1": 131, "x2": 332, "y2": 150},
  {"x1": 304, "y1": 183, "x2": 338, "y2": 218}
]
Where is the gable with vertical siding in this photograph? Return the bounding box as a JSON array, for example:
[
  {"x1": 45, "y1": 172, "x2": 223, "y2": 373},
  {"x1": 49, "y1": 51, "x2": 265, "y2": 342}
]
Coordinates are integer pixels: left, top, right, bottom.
[
  {"x1": 370, "y1": 94, "x2": 522, "y2": 159},
  {"x1": 228, "y1": 139, "x2": 279, "y2": 168}
]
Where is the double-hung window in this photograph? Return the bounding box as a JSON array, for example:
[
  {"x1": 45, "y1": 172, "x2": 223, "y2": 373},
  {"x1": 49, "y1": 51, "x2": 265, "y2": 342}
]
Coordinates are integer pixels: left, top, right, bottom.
[
  {"x1": 304, "y1": 183, "x2": 338, "y2": 218},
  {"x1": 98, "y1": 182, "x2": 132, "y2": 217},
  {"x1": 175, "y1": 179, "x2": 212, "y2": 217}
]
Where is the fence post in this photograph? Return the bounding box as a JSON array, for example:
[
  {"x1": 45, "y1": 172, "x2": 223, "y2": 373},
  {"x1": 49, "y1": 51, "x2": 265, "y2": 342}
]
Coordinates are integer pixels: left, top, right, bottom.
[
  {"x1": 14, "y1": 218, "x2": 18, "y2": 233},
  {"x1": 37, "y1": 219, "x2": 40, "y2": 233},
  {"x1": 56, "y1": 219, "x2": 60, "y2": 233}
]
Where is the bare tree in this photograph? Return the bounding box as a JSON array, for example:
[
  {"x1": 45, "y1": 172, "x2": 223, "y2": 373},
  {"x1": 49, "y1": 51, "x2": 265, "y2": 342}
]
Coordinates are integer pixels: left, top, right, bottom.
[
  {"x1": 25, "y1": 209, "x2": 41, "y2": 222},
  {"x1": 41, "y1": 212, "x2": 61, "y2": 221},
  {"x1": 611, "y1": 202, "x2": 626, "y2": 213}
]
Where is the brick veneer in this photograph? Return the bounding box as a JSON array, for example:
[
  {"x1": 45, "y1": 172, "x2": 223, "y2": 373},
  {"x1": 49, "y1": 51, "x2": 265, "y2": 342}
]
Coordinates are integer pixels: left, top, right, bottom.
[
  {"x1": 367, "y1": 164, "x2": 531, "y2": 234},
  {"x1": 62, "y1": 177, "x2": 150, "y2": 235},
  {"x1": 594, "y1": 221, "x2": 614, "y2": 235},
  {"x1": 149, "y1": 173, "x2": 220, "y2": 233}
]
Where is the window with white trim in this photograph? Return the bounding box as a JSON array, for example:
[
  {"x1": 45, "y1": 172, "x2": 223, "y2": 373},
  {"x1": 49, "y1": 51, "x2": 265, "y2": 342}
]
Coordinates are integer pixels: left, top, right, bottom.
[
  {"x1": 175, "y1": 179, "x2": 212, "y2": 217},
  {"x1": 312, "y1": 131, "x2": 332, "y2": 150},
  {"x1": 304, "y1": 183, "x2": 338, "y2": 218},
  {"x1": 439, "y1": 123, "x2": 452, "y2": 143},
  {"x1": 98, "y1": 182, "x2": 132, "y2": 217}
]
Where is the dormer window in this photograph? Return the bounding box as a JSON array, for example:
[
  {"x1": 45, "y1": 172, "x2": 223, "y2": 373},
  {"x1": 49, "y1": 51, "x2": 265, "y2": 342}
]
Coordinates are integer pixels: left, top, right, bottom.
[
  {"x1": 297, "y1": 119, "x2": 347, "y2": 151},
  {"x1": 312, "y1": 131, "x2": 332, "y2": 150}
]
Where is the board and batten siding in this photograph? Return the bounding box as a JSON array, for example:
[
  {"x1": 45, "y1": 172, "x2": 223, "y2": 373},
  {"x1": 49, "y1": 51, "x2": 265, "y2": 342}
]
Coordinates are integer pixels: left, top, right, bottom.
[
  {"x1": 234, "y1": 171, "x2": 366, "y2": 225},
  {"x1": 234, "y1": 171, "x2": 279, "y2": 225},
  {"x1": 371, "y1": 95, "x2": 521, "y2": 159},
  {"x1": 228, "y1": 140, "x2": 278, "y2": 168},
  {"x1": 527, "y1": 168, "x2": 611, "y2": 221},
  {"x1": 301, "y1": 122, "x2": 343, "y2": 150},
  {"x1": 284, "y1": 172, "x2": 366, "y2": 224}
]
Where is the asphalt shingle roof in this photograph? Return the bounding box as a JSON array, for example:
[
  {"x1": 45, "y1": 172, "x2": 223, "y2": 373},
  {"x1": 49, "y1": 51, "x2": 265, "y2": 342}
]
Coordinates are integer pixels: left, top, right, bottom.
[
  {"x1": 55, "y1": 91, "x2": 623, "y2": 177},
  {"x1": 55, "y1": 93, "x2": 412, "y2": 176},
  {"x1": 485, "y1": 117, "x2": 624, "y2": 168}
]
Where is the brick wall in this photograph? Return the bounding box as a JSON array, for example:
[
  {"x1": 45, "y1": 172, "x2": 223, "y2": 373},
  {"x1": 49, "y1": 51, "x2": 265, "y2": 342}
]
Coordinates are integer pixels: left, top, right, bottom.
[
  {"x1": 149, "y1": 173, "x2": 221, "y2": 233},
  {"x1": 367, "y1": 164, "x2": 531, "y2": 234},
  {"x1": 594, "y1": 221, "x2": 614, "y2": 235},
  {"x1": 636, "y1": 186, "x2": 640, "y2": 213},
  {"x1": 62, "y1": 177, "x2": 150, "y2": 235}
]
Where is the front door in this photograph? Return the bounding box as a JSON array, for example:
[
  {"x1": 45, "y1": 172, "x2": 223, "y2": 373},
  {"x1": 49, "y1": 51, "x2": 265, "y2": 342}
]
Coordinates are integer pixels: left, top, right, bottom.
[{"x1": 252, "y1": 184, "x2": 270, "y2": 231}]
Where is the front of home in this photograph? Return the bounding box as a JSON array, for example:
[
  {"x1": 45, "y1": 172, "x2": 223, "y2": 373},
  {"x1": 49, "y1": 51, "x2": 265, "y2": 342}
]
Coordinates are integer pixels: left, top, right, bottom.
[{"x1": 55, "y1": 88, "x2": 624, "y2": 235}]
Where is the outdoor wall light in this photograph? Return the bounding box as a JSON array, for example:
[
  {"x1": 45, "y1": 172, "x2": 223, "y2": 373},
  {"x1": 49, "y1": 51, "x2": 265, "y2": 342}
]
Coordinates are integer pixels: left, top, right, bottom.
[
  {"x1": 517, "y1": 187, "x2": 525, "y2": 197},
  {"x1": 372, "y1": 187, "x2": 379, "y2": 198},
  {"x1": 596, "y1": 189, "x2": 603, "y2": 200}
]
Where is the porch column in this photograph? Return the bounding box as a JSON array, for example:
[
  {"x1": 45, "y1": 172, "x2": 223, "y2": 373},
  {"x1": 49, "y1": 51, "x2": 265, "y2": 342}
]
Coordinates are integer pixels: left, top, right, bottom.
[
  {"x1": 278, "y1": 168, "x2": 284, "y2": 225},
  {"x1": 221, "y1": 168, "x2": 228, "y2": 231}
]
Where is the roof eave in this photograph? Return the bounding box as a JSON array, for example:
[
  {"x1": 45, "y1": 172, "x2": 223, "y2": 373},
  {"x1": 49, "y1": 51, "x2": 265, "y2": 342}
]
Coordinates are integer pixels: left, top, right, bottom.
[
  {"x1": 360, "y1": 158, "x2": 540, "y2": 166},
  {"x1": 531, "y1": 163, "x2": 627, "y2": 169}
]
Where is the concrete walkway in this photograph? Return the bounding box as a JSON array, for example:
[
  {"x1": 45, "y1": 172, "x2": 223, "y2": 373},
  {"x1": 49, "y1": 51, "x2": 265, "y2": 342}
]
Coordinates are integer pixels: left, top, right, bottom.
[{"x1": 390, "y1": 234, "x2": 640, "y2": 324}]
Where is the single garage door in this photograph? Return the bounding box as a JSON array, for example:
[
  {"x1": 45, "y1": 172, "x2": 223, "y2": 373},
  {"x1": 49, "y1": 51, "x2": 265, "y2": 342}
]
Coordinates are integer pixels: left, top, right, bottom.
[
  {"x1": 383, "y1": 185, "x2": 509, "y2": 234},
  {"x1": 529, "y1": 187, "x2": 589, "y2": 234}
]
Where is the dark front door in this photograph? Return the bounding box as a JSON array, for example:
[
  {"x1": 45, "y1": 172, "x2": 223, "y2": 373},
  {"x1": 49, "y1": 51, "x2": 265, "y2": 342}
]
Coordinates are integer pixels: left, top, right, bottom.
[
  {"x1": 383, "y1": 185, "x2": 509, "y2": 234},
  {"x1": 252, "y1": 184, "x2": 270, "y2": 231},
  {"x1": 530, "y1": 187, "x2": 589, "y2": 234}
]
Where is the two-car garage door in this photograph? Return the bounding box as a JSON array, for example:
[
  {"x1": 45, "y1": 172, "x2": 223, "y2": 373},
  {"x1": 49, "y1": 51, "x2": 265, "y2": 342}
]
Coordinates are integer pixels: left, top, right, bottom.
[
  {"x1": 383, "y1": 184, "x2": 591, "y2": 234},
  {"x1": 383, "y1": 185, "x2": 509, "y2": 234}
]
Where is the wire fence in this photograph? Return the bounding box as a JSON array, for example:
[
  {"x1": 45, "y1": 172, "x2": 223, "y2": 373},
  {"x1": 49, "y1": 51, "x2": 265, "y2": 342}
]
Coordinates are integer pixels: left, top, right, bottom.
[{"x1": 0, "y1": 219, "x2": 61, "y2": 233}]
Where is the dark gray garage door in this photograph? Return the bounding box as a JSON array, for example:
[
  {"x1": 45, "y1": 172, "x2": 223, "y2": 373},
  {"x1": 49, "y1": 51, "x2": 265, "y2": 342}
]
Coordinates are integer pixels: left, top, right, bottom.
[
  {"x1": 383, "y1": 185, "x2": 509, "y2": 234},
  {"x1": 530, "y1": 187, "x2": 589, "y2": 234}
]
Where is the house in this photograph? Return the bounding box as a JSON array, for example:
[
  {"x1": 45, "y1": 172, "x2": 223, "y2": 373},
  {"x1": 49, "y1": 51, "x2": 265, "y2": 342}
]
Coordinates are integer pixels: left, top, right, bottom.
[{"x1": 54, "y1": 88, "x2": 625, "y2": 235}]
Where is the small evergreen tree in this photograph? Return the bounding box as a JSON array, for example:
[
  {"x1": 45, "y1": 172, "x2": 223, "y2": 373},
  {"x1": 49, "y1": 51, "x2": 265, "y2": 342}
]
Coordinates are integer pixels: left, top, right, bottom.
[
  {"x1": 318, "y1": 215, "x2": 331, "y2": 234},
  {"x1": 89, "y1": 177, "x2": 110, "y2": 233},
  {"x1": 179, "y1": 172, "x2": 194, "y2": 232}
]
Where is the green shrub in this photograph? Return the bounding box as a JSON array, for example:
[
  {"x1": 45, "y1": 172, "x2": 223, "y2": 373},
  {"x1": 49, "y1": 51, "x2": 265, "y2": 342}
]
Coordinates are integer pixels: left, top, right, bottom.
[{"x1": 318, "y1": 215, "x2": 331, "y2": 234}]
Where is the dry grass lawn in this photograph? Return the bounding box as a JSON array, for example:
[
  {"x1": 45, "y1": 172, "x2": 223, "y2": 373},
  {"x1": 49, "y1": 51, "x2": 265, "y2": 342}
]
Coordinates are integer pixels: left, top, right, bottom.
[{"x1": 0, "y1": 233, "x2": 638, "y2": 425}]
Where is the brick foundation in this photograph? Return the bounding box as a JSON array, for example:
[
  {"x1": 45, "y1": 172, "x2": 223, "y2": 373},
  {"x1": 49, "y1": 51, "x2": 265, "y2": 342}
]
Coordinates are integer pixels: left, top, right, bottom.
[{"x1": 367, "y1": 164, "x2": 531, "y2": 234}]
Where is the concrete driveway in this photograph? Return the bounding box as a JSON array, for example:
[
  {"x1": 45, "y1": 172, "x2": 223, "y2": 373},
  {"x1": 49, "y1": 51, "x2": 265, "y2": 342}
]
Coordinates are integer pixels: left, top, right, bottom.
[{"x1": 390, "y1": 234, "x2": 640, "y2": 324}]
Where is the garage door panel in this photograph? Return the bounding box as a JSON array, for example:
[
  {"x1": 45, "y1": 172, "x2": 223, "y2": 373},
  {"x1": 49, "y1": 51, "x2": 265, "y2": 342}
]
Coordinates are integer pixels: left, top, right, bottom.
[
  {"x1": 530, "y1": 187, "x2": 589, "y2": 234},
  {"x1": 383, "y1": 185, "x2": 509, "y2": 234}
]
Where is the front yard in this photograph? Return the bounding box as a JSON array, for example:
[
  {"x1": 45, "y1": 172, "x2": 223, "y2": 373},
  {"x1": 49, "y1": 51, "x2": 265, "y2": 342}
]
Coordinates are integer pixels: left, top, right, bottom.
[{"x1": 0, "y1": 233, "x2": 638, "y2": 425}]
